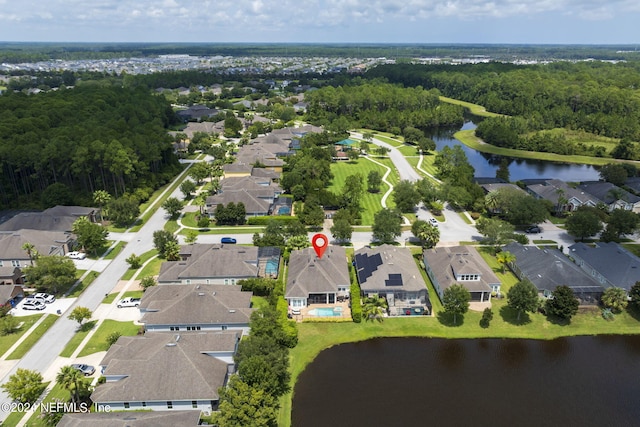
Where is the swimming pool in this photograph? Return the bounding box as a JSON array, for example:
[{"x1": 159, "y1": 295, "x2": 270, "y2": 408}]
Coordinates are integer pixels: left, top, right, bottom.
[{"x1": 308, "y1": 306, "x2": 344, "y2": 317}]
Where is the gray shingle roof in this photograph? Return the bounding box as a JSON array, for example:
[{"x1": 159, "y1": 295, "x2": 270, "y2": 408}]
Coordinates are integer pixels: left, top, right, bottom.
[
  {"x1": 92, "y1": 332, "x2": 239, "y2": 404},
  {"x1": 526, "y1": 179, "x2": 600, "y2": 206},
  {"x1": 569, "y1": 242, "x2": 640, "y2": 290},
  {"x1": 354, "y1": 245, "x2": 426, "y2": 293},
  {"x1": 158, "y1": 244, "x2": 259, "y2": 283},
  {"x1": 0, "y1": 230, "x2": 71, "y2": 260},
  {"x1": 504, "y1": 242, "x2": 603, "y2": 294},
  {"x1": 0, "y1": 206, "x2": 97, "y2": 232},
  {"x1": 423, "y1": 246, "x2": 499, "y2": 293},
  {"x1": 139, "y1": 284, "x2": 253, "y2": 327},
  {"x1": 578, "y1": 181, "x2": 640, "y2": 205},
  {"x1": 286, "y1": 246, "x2": 349, "y2": 298}
]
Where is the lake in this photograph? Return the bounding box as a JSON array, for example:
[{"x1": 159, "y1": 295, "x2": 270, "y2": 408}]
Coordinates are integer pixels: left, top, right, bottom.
[
  {"x1": 427, "y1": 121, "x2": 601, "y2": 182},
  {"x1": 292, "y1": 336, "x2": 640, "y2": 427}
]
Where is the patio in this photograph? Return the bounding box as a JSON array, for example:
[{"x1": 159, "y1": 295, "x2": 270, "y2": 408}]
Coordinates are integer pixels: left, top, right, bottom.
[{"x1": 290, "y1": 301, "x2": 351, "y2": 322}]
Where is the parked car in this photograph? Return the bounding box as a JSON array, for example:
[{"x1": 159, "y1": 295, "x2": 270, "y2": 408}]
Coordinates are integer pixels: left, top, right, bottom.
[
  {"x1": 221, "y1": 237, "x2": 237, "y2": 244},
  {"x1": 117, "y1": 297, "x2": 141, "y2": 308},
  {"x1": 429, "y1": 218, "x2": 439, "y2": 227},
  {"x1": 22, "y1": 300, "x2": 46, "y2": 311},
  {"x1": 30, "y1": 293, "x2": 55, "y2": 304},
  {"x1": 66, "y1": 251, "x2": 86, "y2": 260},
  {"x1": 525, "y1": 225, "x2": 542, "y2": 234},
  {"x1": 71, "y1": 363, "x2": 95, "y2": 376}
]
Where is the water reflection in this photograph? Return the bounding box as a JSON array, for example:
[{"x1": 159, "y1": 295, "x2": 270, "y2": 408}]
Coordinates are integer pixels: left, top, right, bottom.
[{"x1": 292, "y1": 336, "x2": 640, "y2": 427}]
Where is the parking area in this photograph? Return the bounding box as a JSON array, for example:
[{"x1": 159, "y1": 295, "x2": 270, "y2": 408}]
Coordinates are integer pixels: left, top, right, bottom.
[{"x1": 10, "y1": 297, "x2": 76, "y2": 317}]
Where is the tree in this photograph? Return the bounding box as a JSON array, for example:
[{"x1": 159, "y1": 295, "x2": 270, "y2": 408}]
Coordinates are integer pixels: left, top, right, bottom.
[
  {"x1": 601, "y1": 287, "x2": 628, "y2": 313},
  {"x1": 180, "y1": 180, "x2": 197, "y2": 199},
  {"x1": 72, "y1": 217, "x2": 109, "y2": 255},
  {"x1": 92, "y1": 190, "x2": 111, "y2": 222},
  {"x1": 362, "y1": 296, "x2": 388, "y2": 322},
  {"x1": 495, "y1": 250, "x2": 515, "y2": 274},
  {"x1": 374, "y1": 146, "x2": 390, "y2": 156},
  {"x1": 340, "y1": 174, "x2": 364, "y2": 219},
  {"x1": 1, "y1": 368, "x2": 45, "y2": 404},
  {"x1": 22, "y1": 242, "x2": 36, "y2": 266},
  {"x1": 0, "y1": 315, "x2": 19, "y2": 336},
  {"x1": 299, "y1": 201, "x2": 324, "y2": 228},
  {"x1": 602, "y1": 209, "x2": 640, "y2": 242},
  {"x1": 392, "y1": 180, "x2": 419, "y2": 213},
  {"x1": 565, "y1": 206, "x2": 604, "y2": 241},
  {"x1": 372, "y1": 208, "x2": 402, "y2": 244},
  {"x1": 442, "y1": 284, "x2": 471, "y2": 325},
  {"x1": 68, "y1": 306, "x2": 92, "y2": 327},
  {"x1": 285, "y1": 235, "x2": 311, "y2": 252},
  {"x1": 629, "y1": 281, "x2": 640, "y2": 309},
  {"x1": 164, "y1": 240, "x2": 181, "y2": 261},
  {"x1": 545, "y1": 285, "x2": 579, "y2": 320},
  {"x1": 507, "y1": 280, "x2": 539, "y2": 322},
  {"x1": 367, "y1": 170, "x2": 382, "y2": 193},
  {"x1": 56, "y1": 365, "x2": 88, "y2": 404},
  {"x1": 162, "y1": 197, "x2": 183, "y2": 220},
  {"x1": 184, "y1": 229, "x2": 199, "y2": 244},
  {"x1": 197, "y1": 215, "x2": 211, "y2": 228},
  {"x1": 214, "y1": 376, "x2": 278, "y2": 427},
  {"x1": 153, "y1": 230, "x2": 178, "y2": 258},
  {"x1": 106, "y1": 196, "x2": 139, "y2": 227},
  {"x1": 23, "y1": 256, "x2": 77, "y2": 294},
  {"x1": 106, "y1": 331, "x2": 122, "y2": 348},
  {"x1": 125, "y1": 253, "x2": 141, "y2": 269},
  {"x1": 140, "y1": 276, "x2": 157, "y2": 291},
  {"x1": 417, "y1": 137, "x2": 436, "y2": 153},
  {"x1": 599, "y1": 163, "x2": 628, "y2": 186},
  {"x1": 347, "y1": 150, "x2": 360, "y2": 161},
  {"x1": 411, "y1": 220, "x2": 440, "y2": 249},
  {"x1": 331, "y1": 218, "x2": 353, "y2": 243},
  {"x1": 495, "y1": 158, "x2": 511, "y2": 182},
  {"x1": 188, "y1": 161, "x2": 211, "y2": 184},
  {"x1": 475, "y1": 217, "x2": 516, "y2": 253}
]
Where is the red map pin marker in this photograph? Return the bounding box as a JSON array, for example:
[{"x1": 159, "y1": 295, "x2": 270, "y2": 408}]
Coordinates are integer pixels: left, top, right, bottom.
[{"x1": 312, "y1": 233, "x2": 329, "y2": 259}]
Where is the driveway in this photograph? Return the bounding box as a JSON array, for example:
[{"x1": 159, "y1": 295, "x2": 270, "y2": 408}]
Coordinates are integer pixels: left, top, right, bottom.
[{"x1": 10, "y1": 297, "x2": 76, "y2": 317}]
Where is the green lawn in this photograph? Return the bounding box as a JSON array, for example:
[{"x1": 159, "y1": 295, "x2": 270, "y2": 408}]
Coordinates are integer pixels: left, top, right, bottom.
[
  {"x1": 6, "y1": 314, "x2": 59, "y2": 360},
  {"x1": 396, "y1": 145, "x2": 420, "y2": 156},
  {"x1": 178, "y1": 226, "x2": 265, "y2": 235},
  {"x1": 102, "y1": 290, "x2": 144, "y2": 304},
  {"x1": 78, "y1": 320, "x2": 141, "y2": 356},
  {"x1": 0, "y1": 314, "x2": 44, "y2": 357},
  {"x1": 104, "y1": 240, "x2": 126, "y2": 260},
  {"x1": 138, "y1": 256, "x2": 163, "y2": 278},
  {"x1": 67, "y1": 271, "x2": 99, "y2": 298},
  {"x1": 59, "y1": 320, "x2": 97, "y2": 357},
  {"x1": 164, "y1": 218, "x2": 180, "y2": 233},
  {"x1": 121, "y1": 249, "x2": 159, "y2": 280},
  {"x1": 23, "y1": 382, "x2": 70, "y2": 427}
]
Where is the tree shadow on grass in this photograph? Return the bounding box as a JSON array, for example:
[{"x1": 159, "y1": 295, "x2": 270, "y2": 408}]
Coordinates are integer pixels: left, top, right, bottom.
[
  {"x1": 544, "y1": 314, "x2": 571, "y2": 326},
  {"x1": 436, "y1": 311, "x2": 466, "y2": 327},
  {"x1": 78, "y1": 320, "x2": 97, "y2": 333},
  {"x1": 499, "y1": 305, "x2": 532, "y2": 326},
  {"x1": 626, "y1": 305, "x2": 640, "y2": 322}
]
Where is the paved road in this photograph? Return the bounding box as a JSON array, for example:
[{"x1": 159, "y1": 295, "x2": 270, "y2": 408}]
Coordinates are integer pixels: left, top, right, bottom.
[{"x1": 0, "y1": 165, "x2": 193, "y2": 421}]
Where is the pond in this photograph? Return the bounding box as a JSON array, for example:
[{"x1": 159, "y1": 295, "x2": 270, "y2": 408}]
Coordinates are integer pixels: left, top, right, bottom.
[
  {"x1": 292, "y1": 336, "x2": 640, "y2": 427},
  {"x1": 426, "y1": 120, "x2": 601, "y2": 182}
]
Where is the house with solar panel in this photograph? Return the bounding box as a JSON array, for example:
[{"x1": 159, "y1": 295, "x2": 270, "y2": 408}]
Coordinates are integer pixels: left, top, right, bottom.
[{"x1": 354, "y1": 245, "x2": 430, "y2": 316}]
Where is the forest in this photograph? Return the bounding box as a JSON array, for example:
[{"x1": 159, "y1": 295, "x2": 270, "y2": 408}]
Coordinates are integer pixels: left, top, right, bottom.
[
  {"x1": 0, "y1": 84, "x2": 181, "y2": 208},
  {"x1": 365, "y1": 61, "x2": 640, "y2": 159}
]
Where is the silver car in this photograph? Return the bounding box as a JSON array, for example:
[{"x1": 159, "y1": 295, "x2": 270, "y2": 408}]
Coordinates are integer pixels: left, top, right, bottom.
[{"x1": 71, "y1": 363, "x2": 96, "y2": 376}]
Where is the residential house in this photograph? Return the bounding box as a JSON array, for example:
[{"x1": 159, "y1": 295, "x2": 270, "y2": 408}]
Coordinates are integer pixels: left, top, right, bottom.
[
  {"x1": 526, "y1": 179, "x2": 600, "y2": 213},
  {"x1": 58, "y1": 411, "x2": 201, "y2": 427},
  {"x1": 235, "y1": 144, "x2": 285, "y2": 172},
  {"x1": 569, "y1": 242, "x2": 640, "y2": 291},
  {"x1": 423, "y1": 246, "x2": 500, "y2": 305},
  {"x1": 176, "y1": 104, "x2": 219, "y2": 122},
  {"x1": 578, "y1": 181, "x2": 640, "y2": 213},
  {"x1": 0, "y1": 266, "x2": 24, "y2": 285},
  {"x1": 285, "y1": 246, "x2": 350, "y2": 309},
  {"x1": 354, "y1": 245, "x2": 431, "y2": 316},
  {"x1": 222, "y1": 163, "x2": 253, "y2": 178},
  {"x1": 0, "y1": 284, "x2": 24, "y2": 308},
  {"x1": 205, "y1": 176, "x2": 282, "y2": 218},
  {"x1": 91, "y1": 331, "x2": 240, "y2": 412},
  {"x1": 158, "y1": 244, "x2": 280, "y2": 285},
  {"x1": 504, "y1": 242, "x2": 604, "y2": 303},
  {"x1": 139, "y1": 284, "x2": 253, "y2": 334},
  {"x1": 0, "y1": 229, "x2": 74, "y2": 268},
  {"x1": 0, "y1": 205, "x2": 98, "y2": 233}
]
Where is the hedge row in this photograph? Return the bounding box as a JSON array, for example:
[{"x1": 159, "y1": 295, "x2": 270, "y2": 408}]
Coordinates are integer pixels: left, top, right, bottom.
[{"x1": 247, "y1": 215, "x2": 299, "y2": 225}]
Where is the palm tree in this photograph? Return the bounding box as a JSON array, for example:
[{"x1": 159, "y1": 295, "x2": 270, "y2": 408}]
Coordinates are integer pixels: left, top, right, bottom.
[
  {"x1": 496, "y1": 251, "x2": 516, "y2": 274},
  {"x1": 56, "y1": 366, "x2": 85, "y2": 404},
  {"x1": 362, "y1": 296, "x2": 388, "y2": 322},
  {"x1": 22, "y1": 242, "x2": 36, "y2": 266},
  {"x1": 92, "y1": 190, "x2": 111, "y2": 222},
  {"x1": 484, "y1": 191, "x2": 500, "y2": 214}
]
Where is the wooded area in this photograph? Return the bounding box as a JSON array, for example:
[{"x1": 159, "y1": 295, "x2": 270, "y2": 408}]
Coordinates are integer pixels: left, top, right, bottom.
[{"x1": 0, "y1": 85, "x2": 181, "y2": 208}]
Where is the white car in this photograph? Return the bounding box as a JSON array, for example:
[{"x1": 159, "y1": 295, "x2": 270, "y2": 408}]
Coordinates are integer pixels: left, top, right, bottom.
[
  {"x1": 30, "y1": 293, "x2": 56, "y2": 304},
  {"x1": 66, "y1": 251, "x2": 86, "y2": 260},
  {"x1": 429, "y1": 218, "x2": 439, "y2": 227},
  {"x1": 117, "y1": 297, "x2": 141, "y2": 308},
  {"x1": 22, "y1": 300, "x2": 46, "y2": 311}
]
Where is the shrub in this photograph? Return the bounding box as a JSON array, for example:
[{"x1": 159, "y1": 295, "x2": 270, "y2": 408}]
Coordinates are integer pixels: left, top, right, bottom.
[
  {"x1": 247, "y1": 215, "x2": 300, "y2": 226},
  {"x1": 602, "y1": 308, "x2": 615, "y2": 321},
  {"x1": 238, "y1": 278, "x2": 276, "y2": 297},
  {"x1": 350, "y1": 283, "x2": 362, "y2": 323},
  {"x1": 0, "y1": 315, "x2": 19, "y2": 336},
  {"x1": 469, "y1": 212, "x2": 481, "y2": 220},
  {"x1": 276, "y1": 298, "x2": 298, "y2": 348},
  {"x1": 197, "y1": 216, "x2": 210, "y2": 228},
  {"x1": 479, "y1": 307, "x2": 493, "y2": 328},
  {"x1": 126, "y1": 253, "x2": 142, "y2": 269},
  {"x1": 106, "y1": 331, "x2": 121, "y2": 348}
]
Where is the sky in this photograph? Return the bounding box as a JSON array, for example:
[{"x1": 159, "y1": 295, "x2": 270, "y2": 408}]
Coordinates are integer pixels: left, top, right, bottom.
[{"x1": 0, "y1": 0, "x2": 639, "y2": 45}]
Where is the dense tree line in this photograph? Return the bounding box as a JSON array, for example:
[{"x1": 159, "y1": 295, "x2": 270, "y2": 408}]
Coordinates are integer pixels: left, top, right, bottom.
[
  {"x1": 0, "y1": 85, "x2": 181, "y2": 207},
  {"x1": 304, "y1": 80, "x2": 464, "y2": 132},
  {"x1": 366, "y1": 62, "x2": 640, "y2": 158}
]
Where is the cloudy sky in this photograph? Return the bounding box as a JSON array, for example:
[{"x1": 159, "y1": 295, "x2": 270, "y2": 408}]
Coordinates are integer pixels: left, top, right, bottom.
[{"x1": 0, "y1": 0, "x2": 638, "y2": 45}]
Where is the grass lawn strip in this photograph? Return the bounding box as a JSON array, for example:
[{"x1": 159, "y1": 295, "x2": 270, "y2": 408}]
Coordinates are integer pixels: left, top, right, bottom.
[
  {"x1": 0, "y1": 314, "x2": 45, "y2": 357},
  {"x1": 67, "y1": 271, "x2": 99, "y2": 298},
  {"x1": 6, "y1": 315, "x2": 59, "y2": 360},
  {"x1": 78, "y1": 320, "x2": 141, "y2": 356},
  {"x1": 102, "y1": 290, "x2": 143, "y2": 304},
  {"x1": 59, "y1": 320, "x2": 97, "y2": 358},
  {"x1": 120, "y1": 249, "x2": 158, "y2": 280}
]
